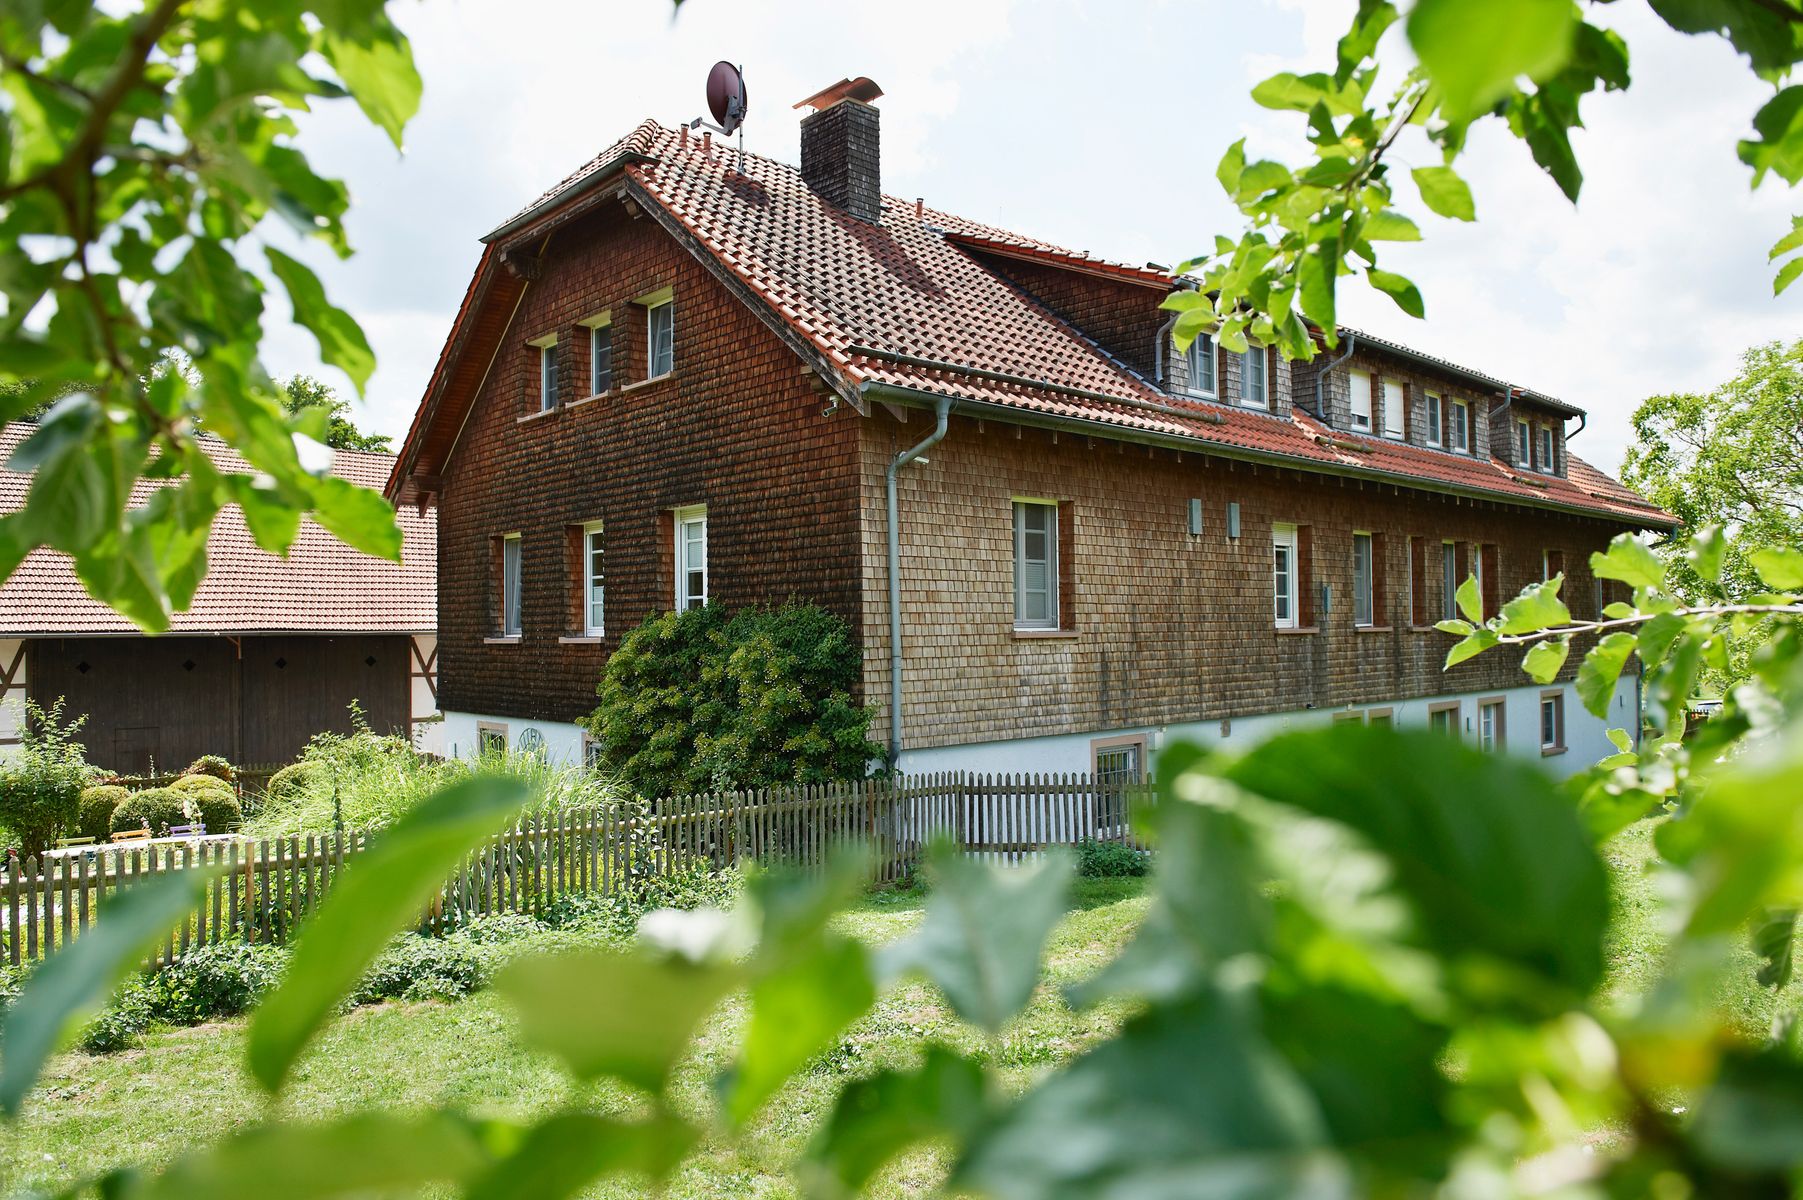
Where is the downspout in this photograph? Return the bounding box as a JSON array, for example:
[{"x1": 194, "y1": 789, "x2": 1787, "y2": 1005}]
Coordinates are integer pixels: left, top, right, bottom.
[
  {"x1": 884, "y1": 396, "x2": 952, "y2": 768},
  {"x1": 1313, "y1": 330, "x2": 1357, "y2": 420}
]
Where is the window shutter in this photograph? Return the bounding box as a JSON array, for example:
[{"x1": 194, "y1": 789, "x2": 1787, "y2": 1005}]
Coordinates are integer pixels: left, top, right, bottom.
[
  {"x1": 564, "y1": 525, "x2": 583, "y2": 634},
  {"x1": 1297, "y1": 524, "x2": 1315, "y2": 626}
]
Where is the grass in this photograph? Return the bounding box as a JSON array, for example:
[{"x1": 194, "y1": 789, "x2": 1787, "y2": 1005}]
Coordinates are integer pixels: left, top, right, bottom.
[{"x1": 0, "y1": 877, "x2": 1151, "y2": 1198}]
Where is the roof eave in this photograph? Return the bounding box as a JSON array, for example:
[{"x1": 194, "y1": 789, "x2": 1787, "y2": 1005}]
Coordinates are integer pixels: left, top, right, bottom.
[
  {"x1": 1318, "y1": 325, "x2": 1587, "y2": 420},
  {"x1": 862, "y1": 382, "x2": 1672, "y2": 531},
  {"x1": 480, "y1": 152, "x2": 651, "y2": 246}
]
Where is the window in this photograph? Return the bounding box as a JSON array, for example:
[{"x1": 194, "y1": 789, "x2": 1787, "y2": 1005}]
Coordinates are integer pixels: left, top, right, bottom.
[
  {"x1": 1243, "y1": 344, "x2": 1268, "y2": 409},
  {"x1": 1092, "y1": 737, "x2": 1145, "y2": 785},
  {"x1": 1186, "y1": 334, "x2": 1216, "y2": 396},
  {"x1": 1425, "y1": 392, "x2": 1443, "y2": 446},
  {"x1": 1540, "y1": 690, "x2": 1566, "y2": 753},
  {"x1": 1274, "y1": 524, "x2": 1300, "y2": 628},
  {"x1": 1382, "y1": 379, "x2": 1406, "y2": 439},
  {"x1": 589, "y1": 324, "x2": 613, "y2": 395},
  {"x1": 1543, "y1": 548, "x2": 1565, "y2": 582},
  {"x1": 582, "y1": 521, "x2": 605, "y2": 637},
  {"x1": 1516, "y1": 418, "x2": 1531, "y2": 465},
  {"x1": 1539, "y1": 426, "x2": 1556, "y2": 473},
  {"x1": 1441, "y1": 540, "x2": 1459, "y2": 621},
  {"x1": 1478, "y1": 699, "x2": 1506, "y2": 751},
  {"x1": 647, "y1": 299, "x2": 674, "y2": 378},
  {"x1": 1349, "y1": 368, "x2": 1372, "y2": 430},
  {"x1": 1409, "y1": 536, "x2": 1430, "y2": 626},
  {"x1": 502, "y1": 533, "x2": 522, "y2": 636},
  {"x1": 537, "y1": 341, "x2": 559, "y2": 412},
  {"x1": 1013, "y1": 500, "x2": 1059, "y2": 630},
  {"x1": 1352, "y1": 532, "x2": 1374, "y2": 626},
  {"x1": 1429, "y1": 702, "x2": 1461, "y2": 737},
  {"x1": 582, "y1": 735, "x2": 604, "y2": 770},
  {"x1": 1368, "y1": 708, "x2": 1394, "y2": 729},
  {"x1": 674, "y1": 505, "x2": 707, "y2": 610},
  {"x1": 1452, "y1": 400, "x2": 1470, "y2": 452},
  {"x1": 477, "y1": 723, "x2": 507, "y2": 756}
]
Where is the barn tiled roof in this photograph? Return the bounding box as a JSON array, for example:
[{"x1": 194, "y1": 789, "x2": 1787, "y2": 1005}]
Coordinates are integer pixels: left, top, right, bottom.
[
  {"x1": 0, "y1": 424, "x2": 435, "y2": 635},
  {"x1": 392, "y1": 119, "x2": 1671, "y2": 529}
]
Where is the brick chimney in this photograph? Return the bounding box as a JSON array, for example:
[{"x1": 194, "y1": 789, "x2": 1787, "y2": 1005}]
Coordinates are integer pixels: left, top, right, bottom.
[{"x1": 794, "y1": 78, "x2": 884, "y2": 223}]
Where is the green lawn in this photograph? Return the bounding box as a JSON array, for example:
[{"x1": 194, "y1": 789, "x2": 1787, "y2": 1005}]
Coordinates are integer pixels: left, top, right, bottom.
[{"x1": 0, "y1": 878, "x2": 1150, "y2": 1198}]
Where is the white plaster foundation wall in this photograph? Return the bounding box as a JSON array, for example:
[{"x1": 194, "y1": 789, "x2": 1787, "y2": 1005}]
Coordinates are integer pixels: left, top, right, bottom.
[
  {"x1": 896, "y1": 674, "x2": 1642, "y2": 780},
  {"x1": 0, "y1": 638, "x2": 23, "y2": 759},
  {"x1": 441, "y1": 710, "x2": 588, "y2": 765},
  {"x1": 408, "y1": 633, "x2": 444, "y2": 758}
]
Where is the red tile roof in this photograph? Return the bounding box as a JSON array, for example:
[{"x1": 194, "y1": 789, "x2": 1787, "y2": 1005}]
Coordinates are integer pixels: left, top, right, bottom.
[
  {"x1": 0, "y1": 424, "x2": 435, "y2": 635},
  {"x1": 392, "y1": 119, "x2": 1671, "y2": 529}
]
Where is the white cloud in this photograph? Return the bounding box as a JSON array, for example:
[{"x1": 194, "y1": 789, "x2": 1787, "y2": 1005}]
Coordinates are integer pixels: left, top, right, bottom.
[{"x1": 267, "y1": 0, "x2": 1801, "y2": 478}]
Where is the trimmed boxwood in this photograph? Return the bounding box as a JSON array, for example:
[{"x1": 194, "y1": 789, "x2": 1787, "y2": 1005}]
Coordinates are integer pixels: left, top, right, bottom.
[
  {"x1": 169, "y1": 774, "x2": 242, "y2": 833},
  {"x1": 109, "y1": 787, "x2": 188, "y2": 837},
  {"x1": 77, "y1": 785, "x2": 130, "y2": 842},
  {"x1": 264, "y1": 760, "x2": 317, "y2": 805},
  {"x1": 183, "y1": 755, "x2": 237, "y2": 784}
]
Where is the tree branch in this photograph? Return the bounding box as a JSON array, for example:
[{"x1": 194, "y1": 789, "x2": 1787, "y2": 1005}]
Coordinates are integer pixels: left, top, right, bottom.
[{"x1": 1477, "y1": 603, "x2": 1803, "y2": 648}]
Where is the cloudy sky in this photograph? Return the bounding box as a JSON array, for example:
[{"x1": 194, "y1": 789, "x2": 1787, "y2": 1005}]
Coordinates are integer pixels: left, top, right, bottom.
[{"x1": 268, "y1": 0, "x2": 1802, "y2": 475}]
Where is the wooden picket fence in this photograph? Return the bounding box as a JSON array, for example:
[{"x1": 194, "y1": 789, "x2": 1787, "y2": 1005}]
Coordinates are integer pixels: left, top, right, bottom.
[{"x1": 0, "y1": 772, "x2": 1152, "y2": 967}]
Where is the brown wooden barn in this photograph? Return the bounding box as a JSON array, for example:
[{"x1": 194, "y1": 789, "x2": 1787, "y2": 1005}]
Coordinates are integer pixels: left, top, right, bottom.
[{"x1": 0, "y1": 424, "x2": 439, "y2": 774}]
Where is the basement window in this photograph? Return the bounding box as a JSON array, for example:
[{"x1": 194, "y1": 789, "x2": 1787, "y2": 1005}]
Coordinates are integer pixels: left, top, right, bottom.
[{"x1": 1541, "y1": 690, "x2": 1567, "y2": 754}]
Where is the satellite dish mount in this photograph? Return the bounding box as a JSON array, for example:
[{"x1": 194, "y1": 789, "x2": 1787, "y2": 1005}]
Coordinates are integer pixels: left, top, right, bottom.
[{"x1": 691, "y1": 61, "x2": 749, "y2": 173}]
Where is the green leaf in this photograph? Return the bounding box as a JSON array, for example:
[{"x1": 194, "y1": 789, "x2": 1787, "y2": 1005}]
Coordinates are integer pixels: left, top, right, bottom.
[
  {"x1": 463, "y1": 1113, "x2": 697, "y2": 1200},
  {"x1": 1367, "y1": 268, "x2": 1424, "y2": 318},
  {"x1": 1411, "y1": 165, "x2": 1476, "y2": 220},
  {"x1": 1297, "y1": 237, "x2": 1338, "y2": 332},
  {"x1": 1216, "y1": 138, "x2": 1247, "y2": 196},
  {"x1": 1776, "y1": 254, "x2": 1803, "y2": 296},
  {"x1": 320, "y1": 30, "x2": 421, "y2": 150},
  {"x1": 1445, "y1": 628, "x2": 1499, "y2": 668},
  {"x1": 1363, "y1": 211, "x2": 1422, "y2": 242},
  {"x1": 883, "y1": 849, "x2": 1074, "y2": 1033},
  {"x1": 0, "y1": 867, "x2": 213, "y2": 1115},
  {"x1": 803, "y1": 1047, "x2": 990, "y2": 1200},
  {"x1": 1456, "y1": 575, "x2": 1483, "y2": 624},
  {"x1": 304, "y1": 474, "x2": 402, "y2": 562},
  {"x1": 1737, "y1": 85, "x2": 1803, "y2": 186},
  {"x1": 1522, "y1": 636, "x2": 1571, "y2": 685},
  {"x1": 1250, "y1": 72, "x2": 1330, "y2": 112},
  {"x1": 265, "y1": 248, "x2": 376, "y2": 393},
  {"x1": 1637, "y1": 611, "x2": 1689, "y2": 668},
  {"x1": 1753, "y1": 909, "x2": 1797, "y2": 991},
  {"x1": 1591, "y1": 533, "x2": 1667, "y2": 593},
  {"x1": 1434, "y1": 619, "x2": 1474, "y2": 636},
  {"x1": 497, "y1": 947, "x2": 739, "y2": 1094},
  {"x1": 1577, "y1": 632, "x2": 1639, "y2": 718},
  {"x1": 953, "y1": 988, "x2": 1336, "y2": 1197},
  {"x1": 1408, "y1": 0, "x2": 1575, "y2": 122},
  {"x1": 1750, "y1": 547, "x2": 1803, "y2": 590},
  {"x1": 1604, "y1": 601, "x2": 1636, "y2": 620},
  {"x1": 1222, "y1": 725, "x2": 1611, "y2": 1001},
  {"x1": 1690, "y1": 1049, "x2": 1803, "y2": 1171},
  {"x1": 246, "y1": 774, "x2": 529, "y2": 1092},
  {"x1": 129, "y1": 1113, "x2": 492, "y2": 1200},
  {"x1": 1685, "y1": 524, "x2": 1728, "y2": 586},
  {"x1": 723, "y1": 933, "x2": 875, "y2": 1126},
  {"x1": 1497, "y1": 579, "x2": 1572, "y2": 635}
]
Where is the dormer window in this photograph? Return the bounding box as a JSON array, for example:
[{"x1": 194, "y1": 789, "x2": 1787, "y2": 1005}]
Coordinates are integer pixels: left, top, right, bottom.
[
  {"x1": 1242, "y1": 343, "x2": 1268, "y2": 409},
  {"x1": 1425, "y1": 392, "x2": 1443, "y2": 446},
  {"x1": 1186, "y1": 335, "x2": 1216, "y2": 397},
  {"x1": 1382, "y1": 379, "x2": 1406, "y2": 439},
  {"x1": 1452, "y1": 399, "x2": 1470, "y2": 452},
  {"x1": 1516, "y1": 418, "x2": 1531, "y2": 465},
  {"x1": 1539, "y1": 426, "x2": 1557, "y2": 473},
  {"x1": 1349, "y1": 369, "x2": 1372, "y2": 430}
]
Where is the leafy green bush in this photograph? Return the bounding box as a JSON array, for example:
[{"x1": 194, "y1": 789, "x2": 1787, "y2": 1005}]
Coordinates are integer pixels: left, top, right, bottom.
[
  {"x1": 262, "y1": 760, "x2": 317, "y2": 809},
  {"x1": 584, "y1": 603, "x2": 879, "y2": 797},
  {"x1": 183, "y1": 755, "x2": 237, "y2": 784},
  {"x1": 352, "y1": 935, "x2": 489, "y2": 1004},
  {"x1": 109, "y1": 788, "x2": 188, "y2": 837},
  {"x1": 169, "y1": 775, "x2": 242, "y2": 833},
  {"x1": 148, "y1": 943, "x2": 286, "y2": 1023},
  {"x1": 77, "y1": 980, "x2": 154, "y2": 1054},
  {"x1": 76, "y1": 785, "x2": 129, "y2": 842},
  {"x1": 1074, "y1": 838, "x2": 1149, "y2": 878},
  {"x1": 451, "y1": 914, "x2": 542, "y2": 945},
  {"x1": 0, "y1": 699, "x2": 91, "y2": 853}
]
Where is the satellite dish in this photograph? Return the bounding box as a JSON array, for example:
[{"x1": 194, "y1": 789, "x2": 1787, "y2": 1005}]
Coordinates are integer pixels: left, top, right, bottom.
[{"x1": 706, "y1": 62, "x2": 748, "y2": 136}]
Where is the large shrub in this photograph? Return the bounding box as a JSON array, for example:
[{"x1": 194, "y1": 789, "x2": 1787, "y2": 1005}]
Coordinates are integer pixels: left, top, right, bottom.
[
  {"x1": 169, "y1": 774, "x2": 242, "y2": 833},
  {"x1": 584, "y1": 603, "x2": 880, "y2": 797},
  {"x1": 183, "y1": 755, "x2": 237, "y2": 784},
  {"x1": 1074, "y1": 838, "x2": 1150, "y2": 879},
  {"x1": 109, "y1": 787, "x2": 188, "y2": 837},
  {"x1": 77, "y1": 785, "x2": 129, "y2": 842},
  {"x1": 149, "y1": 942, "x2": 286, "y2": 1023},
  {"x1": 352, "y1": 935, "x2": 488, "y2": 1004},
  {"x1": 0, "y1": 699, "x2": 90, "y2": 853}
]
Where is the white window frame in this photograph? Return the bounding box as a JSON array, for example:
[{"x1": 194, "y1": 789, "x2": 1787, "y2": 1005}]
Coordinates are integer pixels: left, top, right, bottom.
[
  {"x1": 582, "y1": 734, "x2": 604, "y2": 771},
  {"x1": 582, "y1": 520, "x2": 605, "y2": 637},
  {"x1": 674, "y1": 505, "x2": 707, "y2": 611},
  {"x1": 1012, "y1": 499, "x2": 1060, "y2": 631},
  {"x1": 1242, "y1": 343, "x2": 1268, "y2": 409},
  {"x1": 1516, "y1": 418, "x2": 1532, "y2": 464},
  {"x1": 1352, "y1": 531, "x2": 1374, "y2": 627},
  {"x1": 1348, "y1": 368, "x2": 1372, "y2": 430},
  {"x1": 582, "y1": 314, "x2": 613, "y2": 397},
  {"x1": 1452, "y1": 400, "x2": 1470, "y2": 452},
  {"x1": 1273, "y1": 523, "x2": 1300, "y2": 629},
  {"x1": 529, "y1": 334, "x2": 558, "y2": 413},
  {"x1": 1478, "y1": 699, "x2": 1505, "y2": 751},
  {"x1": 477, "y1": 722, "x2": 508, "y2": 756},
  {"x1": 1441, "y1": 540, "x2": 1459, "y2": 621},
  {"x1": 1539, "y1": 426, "x2": 1556, "y2": 473},
  {"x1": 1425, "y1": 391, "x2": 1443, "y2": 446},
  {"x1": 1382, "y1": 379, "x2": 1406, "y2": 440},
  {"x1": 646, "y1": 298, "x2": 674, "y2": 379},
  {"x1": 1186, "y1": 334, "x2": 1216, "y2": 398},
  {"x1": 502, "y1": 533, "x2": 522, "y2": 636},
  {"x1": 1540, "y1": 691, "x2": 1566, "y2": 752}
]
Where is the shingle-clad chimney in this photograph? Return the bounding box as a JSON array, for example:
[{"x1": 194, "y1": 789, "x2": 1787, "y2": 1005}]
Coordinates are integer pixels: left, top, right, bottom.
[{"x1": 795, "y1": 78, "x2": 884, "y2": 223}]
